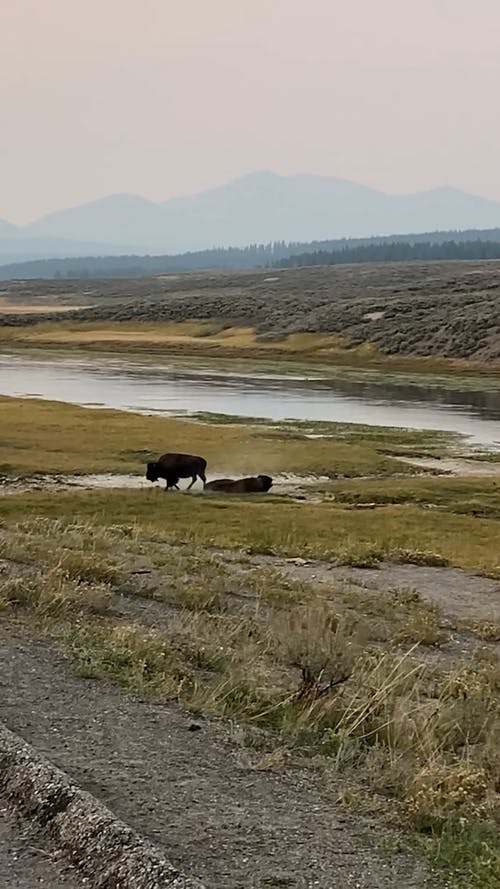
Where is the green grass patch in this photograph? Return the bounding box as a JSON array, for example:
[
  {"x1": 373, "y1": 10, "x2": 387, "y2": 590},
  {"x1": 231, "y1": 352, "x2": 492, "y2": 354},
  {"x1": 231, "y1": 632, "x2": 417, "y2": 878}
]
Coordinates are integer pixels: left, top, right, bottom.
[
  {"x1": 414, "y1": 820, "x2": 500, "y2": 889},
  {"x1": 2, "y1": 487, "x2": 500, "y2": 576},
  {"x1": 322, "y1": 476, "x2": 500, "y2": 519},
  {"x1": 189, "y1": 412, "x2": 459, "y2": 457}
]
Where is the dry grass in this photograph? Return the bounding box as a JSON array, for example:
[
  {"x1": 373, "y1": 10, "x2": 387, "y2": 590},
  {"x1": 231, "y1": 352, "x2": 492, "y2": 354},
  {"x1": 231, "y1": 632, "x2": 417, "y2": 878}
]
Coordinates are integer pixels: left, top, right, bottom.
[
  {"x1": 0, "y1": 301, "x2": 87, "y2": 315},
  {"x1": 1, "y1": 514, "x2": 499, "y2": 886},
  {"x1": 0, "y1": 319, "x2": 252, "y2": 347},
  {"x1": 460, "y1": 621, "x2": 500, "y2": 643},
  {"x1": 0, "y1": 566, "x2": 111, "y2": 616},
  {"x1": 0, "y1": 322, "x2": 389, "y2": 369},
  {"x1": 1, "y1": 319, "x2": 498, "y2": 378},
  {"x1": 0, "y1": 517, "x2": 130, "y2": 584}
]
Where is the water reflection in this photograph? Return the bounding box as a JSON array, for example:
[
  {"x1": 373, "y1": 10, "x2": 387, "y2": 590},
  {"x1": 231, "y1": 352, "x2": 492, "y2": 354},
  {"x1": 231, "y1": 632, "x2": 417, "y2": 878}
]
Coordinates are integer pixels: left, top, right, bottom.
[{"x1": 0, "y1": 352, "x2": 499, "y2": 448}]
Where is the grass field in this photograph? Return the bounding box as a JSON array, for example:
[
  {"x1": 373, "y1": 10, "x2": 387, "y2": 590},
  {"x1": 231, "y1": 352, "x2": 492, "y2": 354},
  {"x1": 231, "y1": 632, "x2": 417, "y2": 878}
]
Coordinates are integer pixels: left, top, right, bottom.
[
  {"x1": 0, "y1": 395, "x2": 498, "y2": 576},
  {"x1": 1, "y1": 395, "x2": 500, "y2": 886},
  {"x1": 0, "y1": 394, "x2": 439, "y2": 477}
]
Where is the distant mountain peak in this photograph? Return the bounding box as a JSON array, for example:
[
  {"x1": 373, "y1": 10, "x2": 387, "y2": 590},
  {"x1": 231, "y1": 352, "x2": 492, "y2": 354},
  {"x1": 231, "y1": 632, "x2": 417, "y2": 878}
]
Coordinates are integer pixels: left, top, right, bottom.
[
  {"x1": 236, "y1": 169, "x2": 279, "y2": 181},
  {"x1": 2, "y1": 172, "x2": 500, "y2": 260},
  {"x1": 88, "y1": 192, "x2": 159, "y2": 206}
]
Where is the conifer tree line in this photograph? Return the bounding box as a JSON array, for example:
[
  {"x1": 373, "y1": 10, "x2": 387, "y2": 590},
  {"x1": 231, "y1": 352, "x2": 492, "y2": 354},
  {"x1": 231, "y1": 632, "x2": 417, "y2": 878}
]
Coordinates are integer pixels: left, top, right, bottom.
[{"x1": 2, "y1": 228, "x2": 500, "y2": 279}]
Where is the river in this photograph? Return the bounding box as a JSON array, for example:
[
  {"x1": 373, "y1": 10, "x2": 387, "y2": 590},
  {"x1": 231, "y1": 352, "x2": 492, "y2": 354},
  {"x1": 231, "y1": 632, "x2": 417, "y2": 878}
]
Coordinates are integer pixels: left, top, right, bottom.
[{"x1": 1, "y1": 352, "x2": 499, "y2": 449}]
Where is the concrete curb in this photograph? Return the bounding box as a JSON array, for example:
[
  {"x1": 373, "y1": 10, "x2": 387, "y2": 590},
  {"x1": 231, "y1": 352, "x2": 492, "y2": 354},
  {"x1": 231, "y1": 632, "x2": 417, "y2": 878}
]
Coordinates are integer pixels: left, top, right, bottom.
[{"x1": 0, "y1": 722, "x2": 205, "y2": 888}]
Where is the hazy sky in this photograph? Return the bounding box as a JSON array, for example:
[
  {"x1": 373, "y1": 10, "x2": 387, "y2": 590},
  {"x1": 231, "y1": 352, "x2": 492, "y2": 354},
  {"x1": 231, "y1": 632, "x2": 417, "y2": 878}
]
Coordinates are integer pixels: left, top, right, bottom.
[{"x1": 2, "y1": 0, "x2": 500, "y2": 223}]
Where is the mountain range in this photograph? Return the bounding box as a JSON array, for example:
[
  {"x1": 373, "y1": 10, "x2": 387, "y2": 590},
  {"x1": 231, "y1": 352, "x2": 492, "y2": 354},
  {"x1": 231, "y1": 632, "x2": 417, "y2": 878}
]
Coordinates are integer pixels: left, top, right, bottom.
[{"x1": 2, "y1": 171, "x2": 500, "y2": 264}]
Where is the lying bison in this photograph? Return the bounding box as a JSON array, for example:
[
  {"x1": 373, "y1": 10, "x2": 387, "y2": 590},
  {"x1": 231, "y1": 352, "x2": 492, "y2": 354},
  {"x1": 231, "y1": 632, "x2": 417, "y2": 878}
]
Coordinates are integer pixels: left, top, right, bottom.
[
  {"x1": 204, "y1": 474, "x2": 273, "y2": 494},
  {"x1": 146, "y1": 452, "x2": 207, "y2": 491}
]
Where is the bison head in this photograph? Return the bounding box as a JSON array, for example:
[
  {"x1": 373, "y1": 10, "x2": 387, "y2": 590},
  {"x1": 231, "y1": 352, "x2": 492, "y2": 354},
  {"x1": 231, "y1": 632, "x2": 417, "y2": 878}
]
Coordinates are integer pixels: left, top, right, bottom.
[
  {"x1": 258, "y1": 475, "x2": 273, "y2": 492},
  {"x1": 146, "y1": 462, "x2": 159, "y2": 483}
]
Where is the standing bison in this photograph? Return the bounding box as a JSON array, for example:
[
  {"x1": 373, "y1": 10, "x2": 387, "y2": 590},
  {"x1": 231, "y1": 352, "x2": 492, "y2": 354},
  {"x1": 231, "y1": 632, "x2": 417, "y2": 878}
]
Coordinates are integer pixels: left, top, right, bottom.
[
  {"x1": 204, "y1": 475, "x2": 273, "y2": 493},
  {"x1": 146, "y1": 453, "x2": 207, "y2": 491}
]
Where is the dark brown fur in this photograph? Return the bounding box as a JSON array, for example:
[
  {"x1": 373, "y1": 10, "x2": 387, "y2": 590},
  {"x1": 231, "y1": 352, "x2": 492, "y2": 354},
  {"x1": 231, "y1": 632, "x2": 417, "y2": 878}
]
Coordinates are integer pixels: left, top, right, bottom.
[
  {"x1": 146, "y1": 453, "x2": 207, "y2": 491},
  {"x1": 204, "y1": 474, "x2": 273, "y2": 494}
]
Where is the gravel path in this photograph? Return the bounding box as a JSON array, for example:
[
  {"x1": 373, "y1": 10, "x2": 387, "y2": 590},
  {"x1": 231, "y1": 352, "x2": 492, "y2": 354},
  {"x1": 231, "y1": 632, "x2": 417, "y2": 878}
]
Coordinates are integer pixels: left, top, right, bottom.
[
  {"x1": 0, "y1": 808, "x2": 80, "y2": 887},
  {"x1": 266, "y1": 558, "x2": 500, "y2": 622}
]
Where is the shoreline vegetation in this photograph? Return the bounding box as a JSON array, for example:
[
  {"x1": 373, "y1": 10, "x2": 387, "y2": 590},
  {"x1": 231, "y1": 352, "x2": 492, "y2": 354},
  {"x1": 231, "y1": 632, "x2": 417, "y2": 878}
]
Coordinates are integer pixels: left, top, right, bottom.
[{"x1": 1, "y1": 319, "x2": 500, "y2": 381}]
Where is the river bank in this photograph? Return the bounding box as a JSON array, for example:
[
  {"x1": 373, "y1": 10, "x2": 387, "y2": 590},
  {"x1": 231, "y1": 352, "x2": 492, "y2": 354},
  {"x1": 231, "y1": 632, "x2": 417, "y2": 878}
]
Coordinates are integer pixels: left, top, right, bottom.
[
  {"x1": 2, "y1": 320, "x2": 500, "y2": 382},
  {"x1": 1, "y1": 349, "x2": 500, "y2": 448}
]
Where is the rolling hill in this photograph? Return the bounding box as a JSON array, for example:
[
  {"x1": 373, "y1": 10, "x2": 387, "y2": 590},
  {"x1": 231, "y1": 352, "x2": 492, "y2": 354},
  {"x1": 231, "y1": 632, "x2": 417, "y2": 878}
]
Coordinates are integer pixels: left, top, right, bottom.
[{"x1": 1, "y1": 262, "x2": 499, "y2": 364}]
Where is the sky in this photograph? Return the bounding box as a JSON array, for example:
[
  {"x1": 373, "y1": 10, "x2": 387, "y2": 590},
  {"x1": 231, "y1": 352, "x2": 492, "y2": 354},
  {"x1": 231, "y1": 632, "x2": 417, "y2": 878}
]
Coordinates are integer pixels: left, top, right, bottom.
[{"x1": 1, "y1": 0, "x2": 500, "y2": 224}]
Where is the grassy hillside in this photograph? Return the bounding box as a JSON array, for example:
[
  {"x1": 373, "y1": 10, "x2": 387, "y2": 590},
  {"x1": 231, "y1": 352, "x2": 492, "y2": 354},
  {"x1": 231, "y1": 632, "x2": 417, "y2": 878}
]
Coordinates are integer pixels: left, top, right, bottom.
[{"x1": 0, "y1": 260, "x2": 499, "y2": 364}]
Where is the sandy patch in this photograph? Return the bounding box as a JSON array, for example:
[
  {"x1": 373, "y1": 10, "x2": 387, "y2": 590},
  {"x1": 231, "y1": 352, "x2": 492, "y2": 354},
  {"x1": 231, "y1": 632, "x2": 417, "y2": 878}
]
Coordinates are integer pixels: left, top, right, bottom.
[
  {"x1": 395, "y1": 456, "x2": 500, "y2": 477},
  {"x1": 0, "y1": 303, "x2": 90, "y2": 314},
  {"x1": 0, "y1": 472, "x2": 329, "y2": 499}
]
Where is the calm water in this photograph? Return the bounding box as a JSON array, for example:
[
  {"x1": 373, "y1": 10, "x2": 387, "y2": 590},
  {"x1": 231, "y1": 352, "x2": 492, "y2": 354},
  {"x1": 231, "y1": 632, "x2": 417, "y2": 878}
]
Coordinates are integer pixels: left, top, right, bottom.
[{"x1": 1, "y1": 352, "x2": 500, "y2": 448}]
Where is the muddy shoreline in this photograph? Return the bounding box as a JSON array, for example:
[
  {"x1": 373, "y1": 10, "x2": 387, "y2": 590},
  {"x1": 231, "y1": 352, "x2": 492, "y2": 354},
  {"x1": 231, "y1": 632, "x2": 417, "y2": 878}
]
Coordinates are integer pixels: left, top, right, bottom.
[{"x1": 3, "y1": 453, "x2": 500, "y2": 501}]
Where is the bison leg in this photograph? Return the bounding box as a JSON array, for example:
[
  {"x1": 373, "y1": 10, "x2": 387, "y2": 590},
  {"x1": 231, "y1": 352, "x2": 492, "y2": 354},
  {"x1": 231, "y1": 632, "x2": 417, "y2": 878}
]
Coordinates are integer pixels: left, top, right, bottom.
[
  {"x1": 186, "y1": 475, "x2": 196, "y2": 490},
  {"x1": 199, "y1": 471, "x2": 207, "y2": 488}
]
